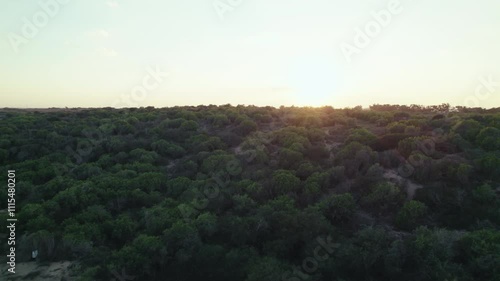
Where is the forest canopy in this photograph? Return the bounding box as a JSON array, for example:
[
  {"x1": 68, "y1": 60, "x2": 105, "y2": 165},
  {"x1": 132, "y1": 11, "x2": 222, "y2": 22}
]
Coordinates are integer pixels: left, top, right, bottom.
[{"x1": 0, "y1": 104, "x2": 499, "y2": 281}]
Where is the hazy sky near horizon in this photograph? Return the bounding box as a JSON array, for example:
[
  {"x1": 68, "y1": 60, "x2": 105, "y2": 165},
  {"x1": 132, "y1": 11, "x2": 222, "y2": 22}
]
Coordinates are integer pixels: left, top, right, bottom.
[{"x1": 1, "y1": 0, "x2": 500, "y2": 108}]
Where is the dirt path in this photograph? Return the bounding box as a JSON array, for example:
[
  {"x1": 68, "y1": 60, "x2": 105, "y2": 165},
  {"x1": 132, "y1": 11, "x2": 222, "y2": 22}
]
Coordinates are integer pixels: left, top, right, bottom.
[{"x1": 383, "y1": 169, "x2": 423, "y2": 200}]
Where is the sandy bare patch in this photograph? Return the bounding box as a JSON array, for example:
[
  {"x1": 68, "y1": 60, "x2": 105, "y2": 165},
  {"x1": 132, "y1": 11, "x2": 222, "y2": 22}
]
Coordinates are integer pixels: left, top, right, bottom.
[
  {"x1": 383, "y1": 169, "x2": 423, "y2": 200},
  {"x1": 1, "y1": 261, "x2": 75, "y2": 281}
]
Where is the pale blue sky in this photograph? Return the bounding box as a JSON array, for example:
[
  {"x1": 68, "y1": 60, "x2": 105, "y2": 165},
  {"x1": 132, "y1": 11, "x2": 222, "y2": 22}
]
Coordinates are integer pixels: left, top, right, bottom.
[{"x1": 1, "y1": 0, "x2": 499, "y2": 108}]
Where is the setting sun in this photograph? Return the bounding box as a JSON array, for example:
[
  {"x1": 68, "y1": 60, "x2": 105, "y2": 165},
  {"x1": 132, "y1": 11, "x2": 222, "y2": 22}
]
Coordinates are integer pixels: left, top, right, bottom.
[
  {"x1": 288, "y1": 56, "x2": 338, "y2": 106},
  {"x1": 2, "y1": 1, "x2": 500, "y2": 280}
]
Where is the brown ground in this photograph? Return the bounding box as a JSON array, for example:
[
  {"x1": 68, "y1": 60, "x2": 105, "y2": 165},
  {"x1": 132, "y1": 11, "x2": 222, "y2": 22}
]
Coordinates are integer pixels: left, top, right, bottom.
[{"x1": 0, "y1": 261, "x2": 75, "y2": 281}]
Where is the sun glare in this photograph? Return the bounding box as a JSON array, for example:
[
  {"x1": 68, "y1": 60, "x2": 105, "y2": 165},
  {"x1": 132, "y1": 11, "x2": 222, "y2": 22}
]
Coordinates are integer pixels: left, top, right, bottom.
[{"x1": 288, "y1": 57, "x2": 337, "y2": 107}]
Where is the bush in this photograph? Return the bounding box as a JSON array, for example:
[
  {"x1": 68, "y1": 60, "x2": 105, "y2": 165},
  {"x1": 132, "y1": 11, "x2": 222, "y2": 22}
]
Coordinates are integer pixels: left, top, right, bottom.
[
  {"x1": 318, "y1": 193, "x2": 356, "y2": 223},
  {"x1": 387, "y1": 122, "x2": 407, "y2": 134},
  {"x1": 452, "y1": 119, "x2": 483, "y2": 142},
  {"x1": 345, "y1": 128, "x2": 377, "y2": 145},
  {"x1": 395, "y1": 200, "x2": 427, "y2": 230},
  {"x1": 278, "y1": 148, "x2": 303, "y2": 169},
  {"x1": 271, "y1": 170, "x2": 300, "y2": 195},
  {"x1": 476, "y1": 127, "x2": 500, "y2": 150},
  {"x1": 457, "y1": 229, "x2": 500, "y2": 280},
  {"x1": 362, "y1": 182, "x2": 404, "y2": 212},
  {"x1": 152, "y1": 140, "x2": 186, "y2": 158},
  {"x1": 236, "y1": 119, "x2": 258, "y2": 136},
  {"x1": 180, "y1": 120, "x2": 199, "y2": 131},
  {"x1": 336, "y1": 142, "x2": 378, "y2": 177},
  {"x1": 398, "y1": 136, "x2": 432, "y2": 158}
]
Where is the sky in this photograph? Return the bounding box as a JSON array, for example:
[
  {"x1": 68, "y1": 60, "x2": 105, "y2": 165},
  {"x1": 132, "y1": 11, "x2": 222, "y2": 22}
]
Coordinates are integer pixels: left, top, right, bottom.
[{"x1": 1, "y1": 0, "x2": 500, "y2": 108}]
